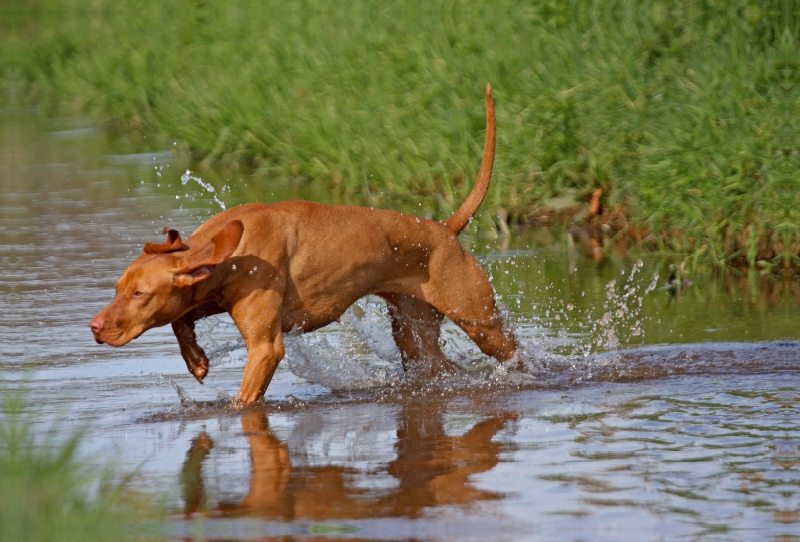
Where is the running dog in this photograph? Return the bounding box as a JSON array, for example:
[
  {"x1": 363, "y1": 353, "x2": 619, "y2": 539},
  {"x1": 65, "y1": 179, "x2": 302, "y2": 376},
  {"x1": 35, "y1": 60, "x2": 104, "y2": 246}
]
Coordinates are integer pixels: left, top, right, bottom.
[{"x1": 89, "y1": 84, "x2": 517, "y2": 405}]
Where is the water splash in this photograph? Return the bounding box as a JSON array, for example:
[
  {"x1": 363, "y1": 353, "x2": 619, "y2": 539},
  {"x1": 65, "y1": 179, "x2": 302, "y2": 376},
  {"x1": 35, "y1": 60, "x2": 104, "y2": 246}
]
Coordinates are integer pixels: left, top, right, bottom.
[
  {"x1": 180, "y1": 169, "x2": 226, "y2": 210},
  {"x1": 517, "y1": 260, "x2": 659, "y2": 360},
  {"x1": 193, "y1": 316, "x2": 245, "y2": 369},
  {"x1": 166, "y1": 377, "x2": 193, "y2": 404},
  {"x1": 494, "y1": 259, "x2": 664, "y2": 383},
  {"x1": 186, "y1": 262, "x2": 664, "y2": 393},
  {"x1": 214, "y1": 387, "x2": 234, "y2": 406},
  {"x1": 348, "y1": 299, "x2": 402, "y2": 365},
  {"x1": 284, "y1": 333, "x2": 401, "y2": 391},
  {"x1": 589, "y1": 259, "x2": 658, "y2": 354}
]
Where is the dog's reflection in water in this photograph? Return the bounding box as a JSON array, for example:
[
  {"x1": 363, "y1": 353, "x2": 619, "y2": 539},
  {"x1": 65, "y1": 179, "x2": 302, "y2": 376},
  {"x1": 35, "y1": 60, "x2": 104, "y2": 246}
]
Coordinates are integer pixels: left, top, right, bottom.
[{"x1": 180, "y1": 404, "x2": 515, "y2": 520}]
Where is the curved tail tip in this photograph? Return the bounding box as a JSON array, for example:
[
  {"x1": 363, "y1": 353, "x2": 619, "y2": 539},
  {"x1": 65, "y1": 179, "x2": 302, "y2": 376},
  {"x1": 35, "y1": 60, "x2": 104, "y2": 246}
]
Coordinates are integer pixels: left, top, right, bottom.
[{"x1": 486, "y1": 81, "x2": 492, "y2": 97}]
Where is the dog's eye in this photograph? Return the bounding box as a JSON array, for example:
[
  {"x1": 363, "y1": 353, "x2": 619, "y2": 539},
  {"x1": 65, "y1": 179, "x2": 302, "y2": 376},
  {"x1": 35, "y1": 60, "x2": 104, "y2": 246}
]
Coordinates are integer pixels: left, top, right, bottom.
[{"x1": 132, "y1": 291, "x2": 144, "y2": 298}]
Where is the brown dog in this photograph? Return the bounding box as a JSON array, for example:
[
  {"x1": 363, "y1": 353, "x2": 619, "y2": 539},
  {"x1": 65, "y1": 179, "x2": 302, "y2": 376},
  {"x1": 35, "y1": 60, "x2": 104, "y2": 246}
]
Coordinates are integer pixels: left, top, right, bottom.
[{"x1": 89, "y1": 84, "x2": 517, "y2": 405}]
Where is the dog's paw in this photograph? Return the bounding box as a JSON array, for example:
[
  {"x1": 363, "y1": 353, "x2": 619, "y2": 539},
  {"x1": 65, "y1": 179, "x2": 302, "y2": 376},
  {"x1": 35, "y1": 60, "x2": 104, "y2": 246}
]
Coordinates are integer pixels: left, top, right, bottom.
[{"x1": 191, "y1": 364, "x2": 208, "y2": 384}]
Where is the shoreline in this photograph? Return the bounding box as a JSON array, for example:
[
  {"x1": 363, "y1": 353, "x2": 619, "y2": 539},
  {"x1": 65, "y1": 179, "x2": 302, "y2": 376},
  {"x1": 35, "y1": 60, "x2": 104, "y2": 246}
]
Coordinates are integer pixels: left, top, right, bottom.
[{"x1": 6, "y1": 0, "x2": 798, "y2": 271}]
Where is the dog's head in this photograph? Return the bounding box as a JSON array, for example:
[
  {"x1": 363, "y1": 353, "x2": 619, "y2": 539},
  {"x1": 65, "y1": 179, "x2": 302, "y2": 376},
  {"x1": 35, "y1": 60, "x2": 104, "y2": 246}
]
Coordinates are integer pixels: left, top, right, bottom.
[{"x1": 89, "y1": 220, "x2": 243, "y2": 347}]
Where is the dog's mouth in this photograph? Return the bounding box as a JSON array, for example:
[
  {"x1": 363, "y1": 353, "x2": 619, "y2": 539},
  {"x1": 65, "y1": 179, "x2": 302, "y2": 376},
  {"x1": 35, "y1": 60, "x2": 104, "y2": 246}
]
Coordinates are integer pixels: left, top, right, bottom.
[
  {"x1": 91, "y1": 328, "x2": 139, "y2": 348},
  {"x1": 93, "y1": 333, "x2": 122, "y2": 347},
  {"x1": 104, "y1": 334, "x2": 135, "y2": 347}
]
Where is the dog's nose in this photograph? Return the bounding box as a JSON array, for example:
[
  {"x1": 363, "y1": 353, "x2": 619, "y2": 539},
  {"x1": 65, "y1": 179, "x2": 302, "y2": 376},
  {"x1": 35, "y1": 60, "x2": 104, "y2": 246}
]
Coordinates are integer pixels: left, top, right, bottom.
[{"x1": 89, "y1": 315, "x2": 105, "y2": 335}]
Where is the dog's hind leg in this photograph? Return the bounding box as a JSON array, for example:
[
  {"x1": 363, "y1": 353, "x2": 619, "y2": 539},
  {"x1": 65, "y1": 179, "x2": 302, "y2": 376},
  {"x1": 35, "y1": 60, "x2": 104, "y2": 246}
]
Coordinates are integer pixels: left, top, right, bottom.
[
  {"x1": 381, "y1": 293, "x2": 462, "y2": 375},
  {"x1": 423, "y1": 253, "x2": 518, "y2": 365}
]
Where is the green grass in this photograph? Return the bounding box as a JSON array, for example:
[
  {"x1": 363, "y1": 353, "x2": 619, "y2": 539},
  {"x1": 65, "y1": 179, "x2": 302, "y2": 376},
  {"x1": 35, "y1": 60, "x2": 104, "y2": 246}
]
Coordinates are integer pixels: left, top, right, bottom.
[
  {"x1": 5, "y1": 0, "x2": 800, "y2": 269},
  {"x1": 0, "y1": 389, "x2": 154, "y2": 542}
]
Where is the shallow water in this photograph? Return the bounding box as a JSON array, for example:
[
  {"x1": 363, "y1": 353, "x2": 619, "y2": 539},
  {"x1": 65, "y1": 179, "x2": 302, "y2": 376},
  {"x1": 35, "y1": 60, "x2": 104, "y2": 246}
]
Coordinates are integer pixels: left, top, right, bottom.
[{"x1": 3, "y1": 113, "x2": 800, "y2": 541}]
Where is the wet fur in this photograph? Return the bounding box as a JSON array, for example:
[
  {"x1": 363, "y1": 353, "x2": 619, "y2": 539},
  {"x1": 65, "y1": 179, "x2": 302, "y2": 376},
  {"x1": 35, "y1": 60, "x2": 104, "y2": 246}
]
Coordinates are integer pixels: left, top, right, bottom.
[{"x1": 89, "y1": 85, "x2": 517, "y2": 405}]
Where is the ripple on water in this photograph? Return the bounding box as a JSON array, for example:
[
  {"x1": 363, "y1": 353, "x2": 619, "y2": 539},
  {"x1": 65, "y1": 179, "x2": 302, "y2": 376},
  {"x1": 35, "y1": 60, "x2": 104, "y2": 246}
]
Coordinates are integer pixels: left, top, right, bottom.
[
  {"x1": 5, "y1": 119, "x2": 800, "y2": 541},
  {"x1": 190, "y1": 293, "x2": 800, "y2": 397},
  {"x1": 485, "y1": 378, "x2": 800, "y2": 540}
]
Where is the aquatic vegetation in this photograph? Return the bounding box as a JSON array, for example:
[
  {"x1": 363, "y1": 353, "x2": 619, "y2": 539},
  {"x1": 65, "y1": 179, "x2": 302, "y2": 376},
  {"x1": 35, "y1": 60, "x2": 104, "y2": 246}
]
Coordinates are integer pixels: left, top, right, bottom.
[
  {"x1": 6, "y1": 0, "x2": 800, "y2": 268},
  {"x1": 0, "y1": 389, "x2": 156, "y2": 542}
]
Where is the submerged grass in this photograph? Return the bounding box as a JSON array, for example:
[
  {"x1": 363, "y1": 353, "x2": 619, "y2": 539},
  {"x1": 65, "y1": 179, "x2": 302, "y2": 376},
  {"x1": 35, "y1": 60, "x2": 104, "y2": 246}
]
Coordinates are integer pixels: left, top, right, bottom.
[
  {"x1": 0, "y1": 388, "x2": 155, "y2": 542},
  {"x1": 5, "y1": 0, "x2": 800, "y2": 269}
]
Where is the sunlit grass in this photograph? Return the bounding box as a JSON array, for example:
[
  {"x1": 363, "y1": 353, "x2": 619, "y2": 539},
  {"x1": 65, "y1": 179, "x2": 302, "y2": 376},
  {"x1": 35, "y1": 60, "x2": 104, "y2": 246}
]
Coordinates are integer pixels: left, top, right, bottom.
[
  {"x1": 6, "y1": 0, "x2": 800, "y2": 269},
  {"x1": 0, "y1": 388, "x2": 156, "y2": 542}
]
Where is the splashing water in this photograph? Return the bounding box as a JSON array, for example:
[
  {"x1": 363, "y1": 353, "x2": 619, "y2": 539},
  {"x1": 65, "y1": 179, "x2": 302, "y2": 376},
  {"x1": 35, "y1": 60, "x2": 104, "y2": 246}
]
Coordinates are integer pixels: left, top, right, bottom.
[
  {"x1": 284, "y1": 298, "x2": 407, "y2": 390},
  {"x1": 516, "y1": 259, "x2": 659, "y2": 359},
  {"x1": 284, "y1": 334, "x2": 401, "y2": 391},
  {"x1": 589, "y1": 259, "x2": 658, "y2": 353},
  {"x1": 166, "y1": 377, "x2": 194, "y2": 404},
  {"x1": 191, "y1": 300, "x2": 403, "y2": 391},
  {"x1": 193, "y1": 316, "x2": 245, "y2": 369},
  {"x1": 347, "y1": 299, "x2": 402, "y2": 365},
  {"x1": 188, "y1": 262, "x2": 662, "y2": 393},
  {"x1": 213, "y1": 387, "x2": 234, "y2": 406},
  {"x1": 180, "y1": 169, "x2": 226, "y2": 210},
  {"x1": 509, "y1": 260, "x2": 663, "y2": 382}
]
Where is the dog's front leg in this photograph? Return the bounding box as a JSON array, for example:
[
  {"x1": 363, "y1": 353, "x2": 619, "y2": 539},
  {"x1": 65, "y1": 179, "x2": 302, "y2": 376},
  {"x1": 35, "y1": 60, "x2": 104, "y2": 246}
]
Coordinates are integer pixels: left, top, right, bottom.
[
  {"x1": 172, "y1": 317, "x2": 209, "y2": 383},
  {"x1": 236, "y1": 334, "x2": 285, "y2": 405},
  {"x1": 172, "y1": 302, "x2": 225, "y2": 383},
  {"x1": 231, "y1": 291, "x2": 286, "y2": 405}
]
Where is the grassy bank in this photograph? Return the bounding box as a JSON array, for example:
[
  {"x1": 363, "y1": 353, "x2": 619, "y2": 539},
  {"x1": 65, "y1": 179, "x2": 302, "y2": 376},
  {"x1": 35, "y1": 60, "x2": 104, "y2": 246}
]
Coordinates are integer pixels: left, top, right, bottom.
[
  {"x1": 0, "y1": 389, "x2": 155, "y2": 542},
  {"x1": 6, "y1": 0, "x2": 800, "y2": 270}
]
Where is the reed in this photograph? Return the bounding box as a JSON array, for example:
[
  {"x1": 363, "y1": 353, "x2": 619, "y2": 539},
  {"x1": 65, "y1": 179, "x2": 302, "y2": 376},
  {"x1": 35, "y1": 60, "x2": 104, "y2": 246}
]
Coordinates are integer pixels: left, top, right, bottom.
[
  {"x1": 0, "y1": 388, "x2": 156, "y2": 542},
  {"x1": 7, "y1": 0, "x2": 799, "y2": 269}
]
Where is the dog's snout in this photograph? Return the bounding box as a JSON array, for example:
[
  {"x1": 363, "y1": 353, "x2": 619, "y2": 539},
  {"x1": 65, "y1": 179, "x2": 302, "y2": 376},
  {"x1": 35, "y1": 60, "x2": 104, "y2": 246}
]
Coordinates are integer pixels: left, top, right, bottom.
[
  {"x1": 89, "y1": 315, "x2": 105, "y2": 341},
  {"x1": 89, "y1": 315, "x2": 104, "y2": 333}
]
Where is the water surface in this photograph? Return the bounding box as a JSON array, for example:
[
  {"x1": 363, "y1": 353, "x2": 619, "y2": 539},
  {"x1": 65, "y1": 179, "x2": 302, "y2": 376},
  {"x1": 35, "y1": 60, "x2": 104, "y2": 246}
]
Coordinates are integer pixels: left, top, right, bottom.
[{"x1": 2, "y1": 113, "x2": 800, "y2": 541}]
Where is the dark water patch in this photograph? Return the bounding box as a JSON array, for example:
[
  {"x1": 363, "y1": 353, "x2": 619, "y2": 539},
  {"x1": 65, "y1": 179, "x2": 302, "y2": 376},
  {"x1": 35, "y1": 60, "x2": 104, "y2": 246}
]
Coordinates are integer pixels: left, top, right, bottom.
[
  {"x1": 158, "y1": 514, "x2": 529, "y2": 541},
  {"x1": 575, "y1": 342, "x2": 800, "y2": 383}
]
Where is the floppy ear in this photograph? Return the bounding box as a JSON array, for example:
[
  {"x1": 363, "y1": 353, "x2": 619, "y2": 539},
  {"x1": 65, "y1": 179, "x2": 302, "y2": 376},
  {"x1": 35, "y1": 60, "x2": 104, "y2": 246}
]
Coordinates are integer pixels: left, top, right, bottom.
[
  {"x1": 143, "y1": 227, "x2": 190, "y2": 254},
  {"x1": 172, "y1": 220, "x2": 244, "y2": 287}
]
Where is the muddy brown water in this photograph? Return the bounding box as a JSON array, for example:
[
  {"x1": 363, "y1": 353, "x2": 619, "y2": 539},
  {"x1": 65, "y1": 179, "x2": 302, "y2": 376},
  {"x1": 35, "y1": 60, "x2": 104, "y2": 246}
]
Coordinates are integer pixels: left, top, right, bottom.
[{"x1": 3, "y1": 112, "x2": 800, "y2": 541}]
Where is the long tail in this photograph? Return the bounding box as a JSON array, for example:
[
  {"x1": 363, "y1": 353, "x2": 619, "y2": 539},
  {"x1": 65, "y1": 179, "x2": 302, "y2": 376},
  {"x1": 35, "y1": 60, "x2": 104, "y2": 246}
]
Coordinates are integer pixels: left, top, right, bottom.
[{"x1": 441, "y1": 83, "x2": 496, "y2": 234}]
